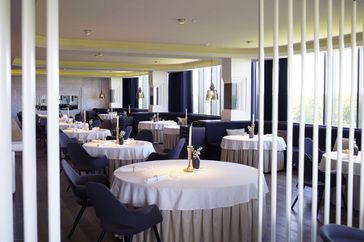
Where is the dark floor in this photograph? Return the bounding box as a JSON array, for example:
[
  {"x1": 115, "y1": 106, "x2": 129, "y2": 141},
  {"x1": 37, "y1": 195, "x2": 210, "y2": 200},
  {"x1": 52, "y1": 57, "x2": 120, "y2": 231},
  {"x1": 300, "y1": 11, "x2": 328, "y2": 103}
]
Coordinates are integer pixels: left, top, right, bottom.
[{"x1": 13, "y1": 143, "x2": 360, "y2": 242}]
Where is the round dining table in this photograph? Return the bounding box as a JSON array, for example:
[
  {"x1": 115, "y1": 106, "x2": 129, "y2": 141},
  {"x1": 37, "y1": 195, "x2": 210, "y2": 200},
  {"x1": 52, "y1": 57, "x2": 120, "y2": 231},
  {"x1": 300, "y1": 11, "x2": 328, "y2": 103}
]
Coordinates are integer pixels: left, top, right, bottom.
[
  {"x1": 111, "y1": 159, "x2": 268, "y2": 242},
  {"x1": 83, "y1": 139, "x2": 155, "y2": 177},
  {"x1": 63, "y1": 128, "x2": 111, "y2": 143},
  {"x1": 138, "y1": 120, "x2": 177, "y2": 143},
  {"x1": 220, "y1": 134, "x2": 286, "y2": 173},
  {"x1": 98, "y1": 112, "x2": 118, "y2": 120},
  {"x1": 320, "y1": 151, "x2": 362, "y2": 210},
  {"x1": 163, "y1": 125, "x2": 180, "y2": 150}
]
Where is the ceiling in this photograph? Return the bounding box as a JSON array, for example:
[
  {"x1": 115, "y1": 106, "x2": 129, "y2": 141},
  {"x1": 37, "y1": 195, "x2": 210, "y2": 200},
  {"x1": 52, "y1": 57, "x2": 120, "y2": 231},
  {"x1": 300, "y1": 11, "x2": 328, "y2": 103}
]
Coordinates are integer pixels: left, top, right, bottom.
[{"x1": 10, "y1": 0, "x2": 364, "y2": 77}]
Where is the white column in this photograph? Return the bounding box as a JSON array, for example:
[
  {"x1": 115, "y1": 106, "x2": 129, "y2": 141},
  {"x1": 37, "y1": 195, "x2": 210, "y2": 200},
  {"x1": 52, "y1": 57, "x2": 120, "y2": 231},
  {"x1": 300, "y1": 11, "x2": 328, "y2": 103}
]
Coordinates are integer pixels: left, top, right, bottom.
[
  {"x1": 336, "y1": 0, "x2": 345, "y2": 225},
  {"x1": 0, "y1": 0, "x2": 14, "y2": 241},
  {"x1": 298, "y1": 0, "x2": 306, "y2": 240},
  {"x1": 257, "y1": 0, "x2": 265, "y2": 241},
  {"x1": 148, "y1": 71, "x2": 168, "y2": 112},
  {"x1": 286, "y1": 0, "x2": 293, "y2": 240},
  {"x1": 47, "y1": 0, "x2": 61, "y2": 241},
  {"x1": 22, "y1": 0, "x2": 38, "y2": 241},
  {"x1": 311, "y1": 1, "x2": 320, "y2": 241},
  {"x1": 360, "y1": 0, "x2": 364, "y2": 230},
  {"x1": 324, "y1": 0, "x2": 333, "y2": 225}
]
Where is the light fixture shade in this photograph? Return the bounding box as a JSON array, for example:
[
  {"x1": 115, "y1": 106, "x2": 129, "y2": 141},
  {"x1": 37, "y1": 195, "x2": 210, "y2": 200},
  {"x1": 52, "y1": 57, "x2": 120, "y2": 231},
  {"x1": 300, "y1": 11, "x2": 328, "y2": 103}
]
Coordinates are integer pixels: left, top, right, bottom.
[
  {"x1": 206, "y1": 83, "x2": 218, "y2": 101},
  {"x1": 137, "y1": 87, "x2": 144, "y2": 99},
  {"x1": 99, "y1": 90, "x2": 105, "y2": 99}
]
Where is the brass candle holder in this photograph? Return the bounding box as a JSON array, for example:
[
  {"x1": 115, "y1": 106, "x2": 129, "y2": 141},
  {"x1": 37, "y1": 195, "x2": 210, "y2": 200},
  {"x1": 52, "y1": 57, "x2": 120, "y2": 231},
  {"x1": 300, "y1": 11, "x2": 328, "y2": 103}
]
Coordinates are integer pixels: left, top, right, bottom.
[
  {"x1": 184, "y1": 145, "x2": 194, "y2": 172},
  {"x1": 115, "y1": 127, "x2": 120, "y2": 145}
]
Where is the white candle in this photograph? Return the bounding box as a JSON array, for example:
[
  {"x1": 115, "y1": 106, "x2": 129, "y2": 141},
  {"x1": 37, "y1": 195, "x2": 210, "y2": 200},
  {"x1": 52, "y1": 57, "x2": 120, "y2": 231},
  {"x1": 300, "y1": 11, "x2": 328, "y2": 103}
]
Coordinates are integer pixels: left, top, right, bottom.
[
  {"x1": 188, "y1": 125, "x2": 192, "y2": 146},
  {"x1": 83, "y1": 110, "x2": 86, "y2": 123},
  {"x1": 252, "y1": 113, "x2": 255, "y2": 124},
  {"x1": 67, "y1": 107, "x2": 69, "y2": 117},
  {"x1": 128, "y1": 105, "x2": 131, "y2": 113},
  {"x1": 116, "y1": 116, "x2": 119, "y2": 130},
  {"x1": 185, "y1": 108, "x2": 188, "y2": 119}
]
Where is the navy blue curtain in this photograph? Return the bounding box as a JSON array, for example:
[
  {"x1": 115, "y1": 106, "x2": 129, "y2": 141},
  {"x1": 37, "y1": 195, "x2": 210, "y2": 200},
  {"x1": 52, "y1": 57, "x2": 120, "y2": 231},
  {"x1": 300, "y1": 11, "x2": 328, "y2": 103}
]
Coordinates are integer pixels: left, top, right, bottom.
[
  {"x1": 168, "y1": 71, "x2": 193, "y2": 112},
  {"x1": 122, "y1": 78, "x2": 139, "y2": 108},
  {"x1": 263, "y1": 58, "x2": 288, "y2": 122}
]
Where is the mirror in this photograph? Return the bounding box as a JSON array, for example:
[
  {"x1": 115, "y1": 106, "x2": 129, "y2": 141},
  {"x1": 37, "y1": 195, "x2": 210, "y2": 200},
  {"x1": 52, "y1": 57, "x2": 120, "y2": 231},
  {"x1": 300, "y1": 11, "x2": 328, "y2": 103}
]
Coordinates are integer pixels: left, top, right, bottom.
[{"x1": 36, "y1": 95, "x2": 79, "y2": 110}]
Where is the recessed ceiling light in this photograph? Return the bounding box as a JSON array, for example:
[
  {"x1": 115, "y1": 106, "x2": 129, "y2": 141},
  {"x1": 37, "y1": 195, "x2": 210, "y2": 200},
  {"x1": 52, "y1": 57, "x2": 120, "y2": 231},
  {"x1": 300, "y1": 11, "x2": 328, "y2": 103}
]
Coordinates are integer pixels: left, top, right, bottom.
[
  {"x1": 94, "y1": 52, "x2": 104, "y2": 57},
  {"x1": 83, "y1": 29, "x2": 92, "y2": 36},
  {"x1": 246, "y1": 40, "x2": 252, "y2": 44},
  {"x1": 154, "y1": 61, "x2": 158, "y2": 64},
  {"x1": 177, "y1": 18, "x2": 186, "y2": 25}
]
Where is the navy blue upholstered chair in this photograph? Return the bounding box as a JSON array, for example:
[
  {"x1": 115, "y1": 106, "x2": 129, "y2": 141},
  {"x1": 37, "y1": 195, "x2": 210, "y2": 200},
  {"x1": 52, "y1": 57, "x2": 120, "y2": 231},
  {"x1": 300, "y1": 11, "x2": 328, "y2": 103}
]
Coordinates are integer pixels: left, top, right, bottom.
[
  {"x1": 291, "y1": 138, "x2": 346, "y2": 215},
  {"x1": 74, "y1": 113, "x2": 83, "y2": 122},
  {"x1": 320, "y1": 224, "x2": 364, "y2": 242},
  {"x1": 86, "y1": 182, "x2": 162, "y2": 242},
  {"x1": 123, "y1": 126, "x2": 133, "y2": 140},
  {"x1": 61, "y1": 160, "x2": 110, "y2": 239},
  {"x1": 135, "y1": 130, "x2": 154, "y2": 143},
  {"x1": 147, "y1": 138, "x2": 185, "y2": 161},
  {"x1": 92, "y1": 119, "x2": 102, "y2": 128},
  {"x1": 59, "y1": 132, "x2": 78, "y2": 161},
  {"x1": 67, "y1": 142, "x2": 109, "y2": 174}
]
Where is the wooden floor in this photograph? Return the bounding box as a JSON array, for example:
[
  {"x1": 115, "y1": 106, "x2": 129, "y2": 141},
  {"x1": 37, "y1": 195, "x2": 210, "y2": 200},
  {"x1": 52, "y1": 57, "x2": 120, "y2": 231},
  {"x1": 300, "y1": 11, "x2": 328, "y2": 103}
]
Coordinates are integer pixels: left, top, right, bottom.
[{"x1": 12, "y1": 143, "x2": 360, "y2": 242}]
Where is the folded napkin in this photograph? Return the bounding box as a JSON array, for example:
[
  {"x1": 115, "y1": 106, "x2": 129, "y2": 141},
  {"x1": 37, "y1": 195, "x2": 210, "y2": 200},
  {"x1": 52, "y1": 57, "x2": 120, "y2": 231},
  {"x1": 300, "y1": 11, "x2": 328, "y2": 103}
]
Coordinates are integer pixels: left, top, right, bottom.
[{"x1": 144, "y1": 175, "x2": 170, "y2": 184}]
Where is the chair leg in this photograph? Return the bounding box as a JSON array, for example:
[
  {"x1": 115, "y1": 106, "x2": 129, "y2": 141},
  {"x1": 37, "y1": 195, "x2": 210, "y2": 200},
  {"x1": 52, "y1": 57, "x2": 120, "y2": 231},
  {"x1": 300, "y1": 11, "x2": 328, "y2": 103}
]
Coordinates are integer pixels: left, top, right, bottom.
[
  {"x1": 153, "y1": 225, "x2": 161, "y2": 242},
  {"x1": 66, "y1": 184, "x2": 71, "y2": 192},
  {"x1": 124, "y1": 235, "x2": 133, "y2": 242},
  {"x1": 68, "y1": 205, "x2": 87, "y2": 239},
  {"x1": 97, "y1": 230, "x2": 106, "y2": 242},
  {"x1": 341, "y1": 189, "x2": 347, "y2": 209},
  {"x1": 291, "y1": 194, "x2": 298, "y2": 210},
  {"x1": 317, "y1": 190, "x2": 324, "y2": 217}
]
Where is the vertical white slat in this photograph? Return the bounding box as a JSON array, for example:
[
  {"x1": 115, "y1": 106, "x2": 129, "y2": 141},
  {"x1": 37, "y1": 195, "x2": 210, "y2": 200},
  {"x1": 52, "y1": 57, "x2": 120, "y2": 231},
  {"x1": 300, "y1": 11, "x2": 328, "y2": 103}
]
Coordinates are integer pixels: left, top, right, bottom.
[
  {"x1": 336, "y1": 0, "x2": 345, "y2": 225},
  {"x1": 285, "y1": 0, "x2": 293, "y2": 240},
  {"x1": 257, "y1": 0, "x2": 265, "y2": 241},
  {"x1": 324, "y1": 0, "x2": 333, "y2": 225},
  {"x1": 347, "y1": 0, "x2": 357, "y2": 227},
  {"x1": 311, "y1": 0, "x2": 320, "y2": 241},
  {"x1": 47, "y1": 0, "x2": 61, "y2": 241},
  {"x1": 22, "y1": 0, "x2": 38, "y2": 241},
  {"x1": 298, "y1": 0, "x2": 306, "y2": 241},
  {"x1": 360, "y1": 0, "x2": 364, "y2": 229},
  {"x1": 271, "y1": 0, "x2": 279, "y2": 241},
  {"x1": 0, "y1": 0, "x2": 14, "y2": 241}
]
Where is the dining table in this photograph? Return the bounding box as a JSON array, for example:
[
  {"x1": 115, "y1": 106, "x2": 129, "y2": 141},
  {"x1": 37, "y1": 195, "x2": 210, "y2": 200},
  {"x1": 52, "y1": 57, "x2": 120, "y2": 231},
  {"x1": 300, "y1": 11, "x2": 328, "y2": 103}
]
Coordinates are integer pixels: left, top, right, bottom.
[
  {"x1": 98, "y1": 112, "x2": 118, "y2": 120},
  {"x1": 319, "y1": 151, "x2": 362, "y2": 210},
  {"x1": 138, "y1": 120, "x2": 177, "y2": 143},
  {"x1": 111, "y1": 159, "x2": 268, "y2": 242},
  {"x1": 163, "y1": 125, "x2": 180, "y2": 150},
  {"x1": 83, "y1": 139, "x2": 155, "y2": 177},
  {"x1": 220, "y1": 134, "x2": 286, "y2": 173},
  {"x1": 63, "y1": 127, "x2": 111, "y2": 143}
]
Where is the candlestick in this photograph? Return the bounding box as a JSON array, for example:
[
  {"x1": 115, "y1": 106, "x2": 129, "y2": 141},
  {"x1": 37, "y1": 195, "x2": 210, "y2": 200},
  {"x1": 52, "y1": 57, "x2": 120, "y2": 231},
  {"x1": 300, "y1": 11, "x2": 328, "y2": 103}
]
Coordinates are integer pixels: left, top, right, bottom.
[
  {"x1": 185, "y1": 108, "x2": 188, "y2": 123},
  {"x1": 116, "y1": 116, "x2": 119, "y2": 130},
  {"x1": 128, "y1": 105, "x2": 131, "y2": 114},
  {"x1": 252, "y1": 113, "x2": 255, "y2": 125},
  {"x1": 188, "y1": 125, "x2": 192, "y2": 146},
  {"x1": 83, "y1": 110, "x2": 86, "y2": 123},
  {"x1": 67, "y1": 107, "x2": 69, "y2": 117},
  {"x1": 184, "y1": 145, "x2": 194, "y2": 172}
]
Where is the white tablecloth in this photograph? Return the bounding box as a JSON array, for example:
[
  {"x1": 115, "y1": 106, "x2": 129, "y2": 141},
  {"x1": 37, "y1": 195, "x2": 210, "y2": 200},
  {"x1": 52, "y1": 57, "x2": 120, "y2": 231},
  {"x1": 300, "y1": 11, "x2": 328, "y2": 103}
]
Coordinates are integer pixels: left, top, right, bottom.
[
  {"x1": 83, "y1": 139, "x2": 155, "y2": 177},
  {"x1": 220, "y1": 134, "x2": 286, "y2": 173},
  {"x1": 320, "y1": 151, "x2": 362, "y2": 210},
  {"x1": 63, "y1": 128, "x2": 111, "y2": 143},
  {"x1": 98, "y1": 113, "x2": 118, "y2": 120},
  {"x1": 59, "y1": 121, "x2": 84, "y2": 130},
  {"x1": 163, "y1": 125, "x2": 180, "y2": 150},
  {"x1": 111, "y1": 160, "x2": 268, "y2": 242},
  {"x1": 138, "y1": 120, "x2": 177, "y2": 143}
]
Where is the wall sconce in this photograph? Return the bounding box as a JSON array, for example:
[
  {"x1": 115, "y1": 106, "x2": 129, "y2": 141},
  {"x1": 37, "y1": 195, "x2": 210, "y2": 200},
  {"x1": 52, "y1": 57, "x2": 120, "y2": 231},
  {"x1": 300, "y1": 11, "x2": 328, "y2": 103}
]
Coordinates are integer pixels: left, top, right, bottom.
[{"x1": 99, "y1": 80, "x2": 105, "y2": 99}]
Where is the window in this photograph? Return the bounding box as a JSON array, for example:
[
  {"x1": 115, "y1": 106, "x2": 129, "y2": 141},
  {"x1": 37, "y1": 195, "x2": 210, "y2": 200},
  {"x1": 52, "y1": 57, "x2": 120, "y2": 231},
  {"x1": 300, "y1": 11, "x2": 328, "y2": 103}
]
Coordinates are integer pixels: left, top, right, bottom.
[
  {"x1": 291, "y1": 52, "x2": 325, "y2": 124},
  {"x1": 192, "y1": 66, "x2": 222, "y2": 115}
]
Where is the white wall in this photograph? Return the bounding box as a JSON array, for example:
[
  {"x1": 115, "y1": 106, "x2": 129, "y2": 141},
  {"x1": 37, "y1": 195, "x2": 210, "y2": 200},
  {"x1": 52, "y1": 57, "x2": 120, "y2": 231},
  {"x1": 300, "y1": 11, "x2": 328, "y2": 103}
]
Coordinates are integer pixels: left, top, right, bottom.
[
  {"x1": 148, "y1": 71, "x2": 168, "y2": 112},
  {"x1": 11, "y1": 76, "x2": 110, "y2": 119}
]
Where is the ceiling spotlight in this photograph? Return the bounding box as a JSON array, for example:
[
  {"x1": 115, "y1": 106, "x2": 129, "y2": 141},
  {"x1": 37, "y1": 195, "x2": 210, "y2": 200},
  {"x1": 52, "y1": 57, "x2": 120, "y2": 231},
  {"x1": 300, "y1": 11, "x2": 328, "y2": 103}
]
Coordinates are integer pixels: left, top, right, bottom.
[
  {"x1": 154, "y1": 61, "x2": 158, "y2": 64},
  {"x1": 177, "y1": 18, "x2": 186, "y2": 25},
  {"x1": 83, "y1": 29, "x2": 92, "y2": 36},
  {"x1": 246, "y1": 40, "x2": 252, "y2": 44},
  {"x1": 94, "y1": 52, "x2": 104, "y2": 57}
]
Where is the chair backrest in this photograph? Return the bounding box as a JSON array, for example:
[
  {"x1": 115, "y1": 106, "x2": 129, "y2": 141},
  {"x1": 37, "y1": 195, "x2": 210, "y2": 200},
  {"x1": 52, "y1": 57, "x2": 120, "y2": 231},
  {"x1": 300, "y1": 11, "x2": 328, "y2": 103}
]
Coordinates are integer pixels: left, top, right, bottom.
[
  {"x1": 304, "y1": 137, "x2": 314, "y2": 158},
  {"x1": 86, "y1": 182, "x2": 128, "y2": 223},
  {"x1": 60, "y1": 132, "x2": 72, "y2": 148},
  {"x1": 67, "y1": 142, "x2": 92, "y2": 165},
  {"x1": 74, "y1": 113, "x2": 83, "y2": 122},
  {"x1": 167, "y1": 138, "x2": 186, "y2": 159},
  {"x1": 123, "y1": 126, "x2": 133, "y2": 139},
  {"x1": 135, "y1": 130, "x2": 154, "y2": 142},
  {"x1": 93, "y1": 119, "x2": 102, "y2": 128},
  {"x1": 61, "y1": 160, "x2": 86, "y2": 200}
]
